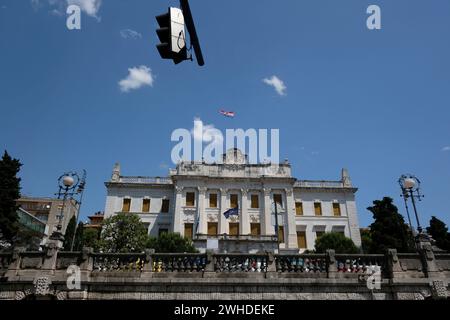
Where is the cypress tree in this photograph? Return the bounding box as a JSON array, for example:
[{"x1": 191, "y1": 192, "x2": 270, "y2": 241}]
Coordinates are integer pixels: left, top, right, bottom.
[
  {"x1": 73, "y1": 222, "x2": 84, "y2": 251},
  {"x1": 427, "y1": 216, "x2": 450, "y2": 251},
  {"x1": 0, "y1": 151, "x2": 22, "y2": 242},
  {"x1": 63, "y1": 216, "x2": 77, "y2": 251},
  {"x1": 367, "y1": 197, "x2": 415, "y2": 253}
]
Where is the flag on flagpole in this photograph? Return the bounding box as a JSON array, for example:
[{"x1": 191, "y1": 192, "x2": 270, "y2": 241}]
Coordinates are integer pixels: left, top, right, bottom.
[
  {"x1": 219, "y1": 110, "x2": 235, "y2": 118},
  {"x1": 223, "y1": 206, "x2": 239, "y2": 219}
]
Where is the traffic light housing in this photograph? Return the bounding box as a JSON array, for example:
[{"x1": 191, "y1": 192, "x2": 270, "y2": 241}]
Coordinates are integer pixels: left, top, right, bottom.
[{"x1": 156, "y1": 7, "x2": 188, "y2": 64}]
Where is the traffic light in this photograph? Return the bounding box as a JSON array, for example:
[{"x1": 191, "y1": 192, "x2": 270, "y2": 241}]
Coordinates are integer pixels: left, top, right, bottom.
[{"x1": 155, "y1": 7, "x2": 188, "y2": 64}]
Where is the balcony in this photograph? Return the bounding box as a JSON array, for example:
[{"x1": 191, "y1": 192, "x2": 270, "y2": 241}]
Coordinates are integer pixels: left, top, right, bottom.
[{"x1": 117, "y1": 177, "x2": 173, "y2": 185}]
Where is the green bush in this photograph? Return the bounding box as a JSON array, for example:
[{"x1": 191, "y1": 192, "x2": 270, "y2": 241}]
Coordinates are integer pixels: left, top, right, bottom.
[
  {"x1": 146, "y1": 232, "x2": 197, "y2": 253},
  {"x1": 315, "y1": 232, "x2": 358, "y2": 254},
  {"x1": 98, "y1": 213, "x2": 148, "y2": 253}
]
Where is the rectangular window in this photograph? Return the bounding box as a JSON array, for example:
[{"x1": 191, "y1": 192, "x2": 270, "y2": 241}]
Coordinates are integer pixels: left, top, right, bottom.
[
  {"x1": 209, "y1": 193, "x2": 218, "y2": 208},
  {"x1": 142, "y1": 199, "x2": 150, "y2": 213},
  {"x1": 143, "y1": 223, "x2": 150, "y2": 234},
  {"x1": 161, "y1": 199, "x2": 170, "y2": 213},
  {"x1": 186, "y1": 192, "x2": 195, "y2": 207},
  {"x1": 250, "y1": 194, "x2": 259, "y2": 209},
  {"x1": 273, "y1": 194, "x2": 283, "y2": 207},
  {"x1": 184, "y1": 223, "x2": 193, "y2": 239},
  {"x1": 207, "y1": 222, "x2": 218, "y2": 236},
  {"x1": 122, "y1": 198, "x2": 131, "y2": 212},
  {"x1": 316, "y1": 231, "x2": 325, "y2": 239},
  {"x1": 314, "y1": 202, "x2": 322, "y2": 216},
  {"x1": 230, "y1": 194, "x2": 238, "y2": 208},
  {"x1": 158, "y1": 228, "x2": 168, "y2": 237},
  {"x1": 297, "y1": 231, "x2": 307, "y2": 249},
  {"x1": 278, "y1": 226, "x2": 285, "y2": 243},
  {"x1": 295, "y1": 202, "x2": 303, "y2": 215},
  {"x1": 229, "y1": 223, "x2": 239, "y2": 236},
  {"x1": 250, "y1": 223, "x2": 261, "y2": 236},
  {"x1": 333, "y1": 203, "x2": 341, "y2": 217}
]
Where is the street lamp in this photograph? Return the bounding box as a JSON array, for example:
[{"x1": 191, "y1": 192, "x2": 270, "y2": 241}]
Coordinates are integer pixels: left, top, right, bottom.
[
  {"x1": 49, "y1": 172, "x2": 80, "y2": 243},
  {"x1": 398, "y1": 174, "x2": 424, "y2": 235}
]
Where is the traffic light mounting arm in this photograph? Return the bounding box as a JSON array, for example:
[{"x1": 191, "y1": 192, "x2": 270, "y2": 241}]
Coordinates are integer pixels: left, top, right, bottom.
[{"x1": 179, "y1": 0, "x2": 204, "y2": 66}]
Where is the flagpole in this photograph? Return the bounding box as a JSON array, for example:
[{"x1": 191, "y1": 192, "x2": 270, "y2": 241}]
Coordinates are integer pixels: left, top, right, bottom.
[
  {"x1": 274, "y1": 202, "x2": 280, "y2": 253},
  {"x1": 194, "y1": 209, "x2": 200, "y2": 239}
]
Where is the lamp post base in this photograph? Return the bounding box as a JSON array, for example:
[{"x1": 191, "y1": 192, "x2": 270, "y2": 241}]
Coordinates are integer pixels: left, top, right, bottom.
[
  {"x1": 415, "y1": 232, "x2": 431, "y2": 250},
  {"x1": 48, "y1": 231, "x2": 64, "y2": 249}
]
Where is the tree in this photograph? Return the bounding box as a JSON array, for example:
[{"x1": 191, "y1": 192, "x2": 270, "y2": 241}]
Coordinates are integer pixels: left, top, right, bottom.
[
  {"x1": 63, "y1": 216, "x2": 77, "y2": 251},
  {"x1": 83, "y1": 228, "x2": 100, "y2": 251},
  {"x1": 98, "y1": 213, "x2": 148, "y2": 253},
  {"x1": 146, "y1": 232, "x2": 198, "y2": 253},
  {"x1": 314, "y1": 232, "x2": 358, "y2": 254},
  {"x1": 367, "y1": 197, "x2": 415, "y2": 253},
  {"x1": 73, "y1": 222, "x2": 84, "y2": 251},
  {"x1": 360, "y1": 229, "x2": 374, "y2": 254},
  {"x1": 427, "y1": 216, "x2": 450, "y2": 251},
  {"x1": 0, "y1": 151, "x2": 22, "y2": 243}
]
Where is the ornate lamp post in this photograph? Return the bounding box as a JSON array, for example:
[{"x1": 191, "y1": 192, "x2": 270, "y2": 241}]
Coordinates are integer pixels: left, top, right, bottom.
[
  {"x1": 398, "y1": 174, "x2": 425, "y2": 237},
  {"x1": 49, "y1": 172, "x2": 80, "y2": 244}
]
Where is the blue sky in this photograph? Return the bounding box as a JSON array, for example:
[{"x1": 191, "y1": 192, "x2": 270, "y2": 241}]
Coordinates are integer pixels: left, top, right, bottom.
[{"x1": 0, "y1": 0, "x2": 449, "y2": 228}]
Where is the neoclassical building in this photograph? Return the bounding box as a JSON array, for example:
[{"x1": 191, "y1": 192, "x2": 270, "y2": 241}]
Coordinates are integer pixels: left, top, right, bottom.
[{"x1": 104, "y1": 149, "x2": 361, "y2": 253}]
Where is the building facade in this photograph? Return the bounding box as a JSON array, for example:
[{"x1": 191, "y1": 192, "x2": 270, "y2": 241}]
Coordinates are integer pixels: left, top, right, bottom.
[
  {"x1": 17, "y1": 197, "x2": 79, "y2": 247},
  {"x1": 104, "y1": 149, "x2": 362, "y2": 253}
]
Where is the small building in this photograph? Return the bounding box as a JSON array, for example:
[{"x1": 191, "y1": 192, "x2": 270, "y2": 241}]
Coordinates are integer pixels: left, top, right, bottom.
[
  {"x1": 84, "y1": 212, "x2": 104, "y2": 231},
  {"x1": 16, "y1": 197, "x2": 79, "y2": 246},
  {"x1": 15, "y1": 208, "x2": 47, "y2": 250}
]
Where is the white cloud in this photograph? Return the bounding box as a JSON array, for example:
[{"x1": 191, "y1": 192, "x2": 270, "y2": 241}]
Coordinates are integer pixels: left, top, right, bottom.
[
  {"x1": 67, "y1": 0, "x2": 101, "y2": 17},
  {"x1": 442, "y1": 146, "x2": 450, "y2": 152},
  {"x1": 120, "y1": 29, "x2": 142, "y2": 40},
  {"x1": 118, "y1": 65, "x2": 154, "y2": 93},
  {"x1": 262, "y1": 75, "x2": 287, "y2": 96},
  {"x1": 191, "y1": 118, "x2": 223, "y2": 144},
  {"x1": 31, "y1": 0, "x2": 102, "y2": 18}
]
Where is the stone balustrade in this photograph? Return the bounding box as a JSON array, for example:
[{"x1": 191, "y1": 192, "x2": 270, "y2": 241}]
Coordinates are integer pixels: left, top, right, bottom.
[
  {"x1": 1, "y1": 248, "x2": 444, "y2": 279},
  {"x1": 152, "y1": 253, "x2": 206, "y2": 272},
  {"x1": 92, "y1": 253, "x2": 146, "y2": 272},
  {"x1": 0, "y1": 246, "x2": 449, "y2": 300},
  {"x1": 214, "y1": 253, "x2": 268, "y2": 272},
  {"x1": 335, "y1": 254, "x2": 386, "y2": 274},
  {"x1": 0, "y1": 253, "x2": 12, "y2": 276},
  {"x1": 275, "y1": 254, "x2": 327, "y2": 274}
]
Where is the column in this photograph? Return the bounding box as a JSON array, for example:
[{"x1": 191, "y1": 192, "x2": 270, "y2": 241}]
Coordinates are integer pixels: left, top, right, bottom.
[
  {"x1": 240, "y1": 189, "x2": 250, "y2": 235},
  {"x1": 173, "y1": 186, "x2": 184, "y2": 234},
  {"x1": 262, "y1": 188, "x2": 273, "y2": 235},
  {"x1": 219, "y1": 188, "x2": 228, "y2": 234},
  {"x1": 197, "y1": 187, "x2": 207, "y2": 235},
  {"x1": 285, "y1": 188, "x2": 298, "y2": 249}
]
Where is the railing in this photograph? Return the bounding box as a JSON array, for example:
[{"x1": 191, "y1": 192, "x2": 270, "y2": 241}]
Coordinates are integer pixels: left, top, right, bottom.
[
  {"x1": 152, "y1": 253, "x2": 206, "y2": 272},
  {"x1": 214, "y1": 254, "x2": 268, "y2": 272},
  {"x1": 2, "y1": 249, "x2": 445, "y2": 282},
  {"x1": 275, "y1": 254, "x2": 327, "y2": 273},
  {"x1": 92, "y1": 253, "x2": 146, "y2": 272},
  {"x1": 56, "y1": 252, "x2": 82, "y2": 270},
  {"x1": 295, "y1": 180, "x2": 344, "y2": 188},
  {"x1": 335, "y1": 254, "x2": 386, "y2": 275},
  {"x1": 0, "y1": 253, "x2": 12, "y2": 274},
  {"x1": 194, "y1": 234, "x2": 278, "y2": 242},
  {"x1": 118, "y1": 177, "x2": 172, "y2": 184},
  {"x1": 435, "y1": 253, "x2": 450, "y2": 272},
  {"x1": 20, "y1": 251, "x2": 45, "y2": 269}
]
